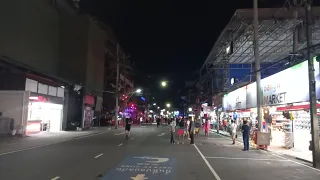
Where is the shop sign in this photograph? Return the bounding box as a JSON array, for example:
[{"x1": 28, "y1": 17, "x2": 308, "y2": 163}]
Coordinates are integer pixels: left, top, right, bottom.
[
  {"x1": 85, "y1": 95, "x2": 95, "y2": 105},
  {"x1": 246, "y1": 58, "x2": 320, "y2": 107},
  {"x1": 29, "y1": 96, "x2": 48, "y2": 102},
  {"x1": 223, "y1": 87, "x2": 246, "y2": 111}
]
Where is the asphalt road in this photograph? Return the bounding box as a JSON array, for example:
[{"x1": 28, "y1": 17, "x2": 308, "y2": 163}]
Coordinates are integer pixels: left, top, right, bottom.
[{"x1": 0, "y1": 126, "x2": 320, "y2": 180}]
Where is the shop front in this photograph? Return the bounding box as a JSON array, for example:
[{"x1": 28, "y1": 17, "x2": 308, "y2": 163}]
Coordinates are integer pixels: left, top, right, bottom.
[
  {"x1": 243, "y1": 59, "x2": 320, "y2": 161},
  {"x1": 222, "y1": 86, "x2": 247, "y2": 130},
  {"x1": 27, "y1": 93, "x2": 64, "y2": 134}
]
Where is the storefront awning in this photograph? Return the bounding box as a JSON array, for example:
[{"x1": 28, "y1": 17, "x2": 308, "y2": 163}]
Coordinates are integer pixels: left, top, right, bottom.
[{"x1": 276, "y1": 104, "x2": 320, "y2": 111}]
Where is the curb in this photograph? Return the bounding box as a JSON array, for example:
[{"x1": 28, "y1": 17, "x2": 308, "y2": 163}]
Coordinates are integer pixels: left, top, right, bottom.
[{"x1": 212, "y1": 130, "x2": 313, "y2": 165}]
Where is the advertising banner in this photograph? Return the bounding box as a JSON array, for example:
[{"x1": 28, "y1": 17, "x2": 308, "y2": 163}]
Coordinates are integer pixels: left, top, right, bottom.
[
  {"x1": 246, "y1": 58, "x2": 320, "y2": 107},
  {"x1": 246, "y1": 82, "x2": 258, "y2": 108},
  {"x1": 223, "y1": 86, "x2": 246, "y2": 111}
]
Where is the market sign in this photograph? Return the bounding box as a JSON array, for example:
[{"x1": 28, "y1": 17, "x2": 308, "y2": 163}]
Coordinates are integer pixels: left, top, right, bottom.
[{"x1": 246, "y1": 58, "x2": 320, "y2": 107}]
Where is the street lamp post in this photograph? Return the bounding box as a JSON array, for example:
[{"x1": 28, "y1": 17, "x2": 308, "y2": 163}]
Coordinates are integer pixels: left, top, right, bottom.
[
  {"x1": 305, "y1": 0, "x2": 320, "y2": 168},
  {"x1": 123, "y1": 89, "x2": 142, "y2": 120}
]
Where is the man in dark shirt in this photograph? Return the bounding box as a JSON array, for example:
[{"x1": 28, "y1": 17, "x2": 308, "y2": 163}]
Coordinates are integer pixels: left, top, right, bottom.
[
  {"x1": 188, "y1": 118, "x2": 195, "y2": 144},
  {"x1": 241, "y1": 120, "x2": 250, "y2": 151},
  {"x1": 125, "y1": 118, "x2": 133, "y2": 140}
]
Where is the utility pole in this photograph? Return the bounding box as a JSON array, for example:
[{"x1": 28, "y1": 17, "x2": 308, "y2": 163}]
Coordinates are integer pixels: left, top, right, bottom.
[
  {"x1": 305, "y1": 0, "x2": 320, "y2": 168},
  {"x1": 146, "y1": 89, "x2": 150, "y2": 122},
  {"x1": 253, "y1": 0, "x2": 262, "y2": 131},
  {"x1": 115, "y1": 43, "x2": 120, "y2": 129}
]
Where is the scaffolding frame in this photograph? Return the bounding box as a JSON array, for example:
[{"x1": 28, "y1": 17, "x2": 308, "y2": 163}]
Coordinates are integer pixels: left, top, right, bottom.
[{"x1": 200, "y1": 6, "x2": 320, "y2": 92}]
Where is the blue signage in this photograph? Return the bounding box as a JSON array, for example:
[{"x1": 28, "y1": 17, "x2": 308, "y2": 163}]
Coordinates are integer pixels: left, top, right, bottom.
[
  {"x1": 100, "y1": 156, "x2": 175, "y2": 180},
  {"x1": 141, "y1": 97, "x2": 146, "y2": 101}
]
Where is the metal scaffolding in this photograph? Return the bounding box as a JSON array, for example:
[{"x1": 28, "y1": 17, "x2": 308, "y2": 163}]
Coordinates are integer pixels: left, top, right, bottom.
[{"x1": 200, "y1": 6, "x2": 320, "y2": 91}]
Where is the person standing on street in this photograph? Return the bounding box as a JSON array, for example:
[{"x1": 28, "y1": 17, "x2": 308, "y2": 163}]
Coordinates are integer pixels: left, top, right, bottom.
[
  {"x1": 177, "y1": 118, "x2": 185, "y2": 144},
  {"x1": 169, "y1": 121, "x2": 175, "y2": 144},
  {"x1": 204, "y1": 119, "x2": 210, "y2": 138},
  {"x1": 189, "y1": 117, "x2": 195, "y2": 144},
  {"x1": 241, "y1": 120, "x2": 250, "y2": 150},
  {"x1": 156, "y1": 118, "x2": 161, "y2": 129},
  {"x1": 185, "y1": 118, "x2": 190, "y2": 140},
  {"x1": 230, "y1": 120, "x2": 237, "y2": 145}
]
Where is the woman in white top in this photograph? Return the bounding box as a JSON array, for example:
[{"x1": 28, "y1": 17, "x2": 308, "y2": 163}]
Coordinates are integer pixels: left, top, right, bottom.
[{"x1": 230, "y1": 120, "x2": 237, "y2": 145}]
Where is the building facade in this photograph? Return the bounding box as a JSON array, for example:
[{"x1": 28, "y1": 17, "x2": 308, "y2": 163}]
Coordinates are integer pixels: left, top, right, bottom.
[{"x1": 0, "y1": 0, "x2": 107, "y2": 134}]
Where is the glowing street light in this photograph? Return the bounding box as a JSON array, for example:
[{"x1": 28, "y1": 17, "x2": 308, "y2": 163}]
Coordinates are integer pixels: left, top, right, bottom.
[
  {"x1": 188, "y1": 107, "x2": 192, "y2": 112},
  {"x1": 166, "y1": 103, "x2": 171, "y2": 108},
  {"x1": 136, "y1": 89, "x2": 142, "y2": 93},
  {"x1": 157, "y1": 107, "x2": 160, "y2": 109},
  {"x1": 161, "y1": 81, "x2": 167, "y2": 87},
  {"x1": 153, "y1": 103, "x2": 156, "y2": 106}
]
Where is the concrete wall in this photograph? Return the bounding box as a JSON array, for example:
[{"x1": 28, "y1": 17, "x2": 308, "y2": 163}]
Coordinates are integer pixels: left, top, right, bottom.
[
  {"x1": 0, "y1": 0, "x2": 60, "y2": 76},
  {"x1": 0, "y1": 0, "x2": 106, "y2": 98},
  {"x1": 85, "y1": 19, "x2": 106, "y2": 97},
  {"x1": 58, "y1": 12, "x2": 89, "y2": 84},
  {"x1": 0, "y1": 91, "x2": 29, "y2": 134},
  {"x1": 58, "y1": 14, "x2": 106, "y2": 97},
  {"x1": 0, "y1": 73, "x2": 25, "y2": 90}
]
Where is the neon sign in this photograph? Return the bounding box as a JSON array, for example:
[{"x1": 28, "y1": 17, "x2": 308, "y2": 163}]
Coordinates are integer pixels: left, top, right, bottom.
[{"x1": 29, "y1": 96, "x2": 48, "y2": 102}]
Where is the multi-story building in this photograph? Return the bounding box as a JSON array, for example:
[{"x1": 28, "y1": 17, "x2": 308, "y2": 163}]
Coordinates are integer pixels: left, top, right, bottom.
[
  {"x1": 0, "y1": 0, "x2": 108, "y2": 134},
  {"x1": 102, "y1": 25, "x2": 135, "y2": 115}
]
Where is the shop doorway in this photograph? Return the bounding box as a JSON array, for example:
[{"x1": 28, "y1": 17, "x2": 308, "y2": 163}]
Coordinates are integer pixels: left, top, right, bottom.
[{"x1": 27, "y1": 101, "x2": 63, "y2": 133}]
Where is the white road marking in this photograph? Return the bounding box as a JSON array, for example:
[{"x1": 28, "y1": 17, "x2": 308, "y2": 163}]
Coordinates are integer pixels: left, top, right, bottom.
[
  {"x1": 118, "y1": 143, "x2": 123, "y2": 147},
  {"x1": 131, "y1": 138, "x2": 135, "y2": 140},
  {"x1": 269, "y1": 153, "x2": 287, "y2": 160},
  {"x1": 94, "y1": 153, "x2": 104, "y2": 159},
  {"x1": 193, "y1": 144, "x2": 222, "y2": 180},
  {"x1": 157, "y1": 133, "x2": 165, "y2": 136},
  {"x1": 270, "y1": 153, "x2": 320, "y2": 173},
  {"x1": 205, "y1": 156, "x2": 290, "y2": 161},
  {"x1": 212, "y1": 131, "x2": 320, "y2": 174},
  {"x1": 114, "y1": 132, "x2": 125, "y2": 136},
  {"x1": 50, "y1": 176, "x2": 60, "y2": 180}
]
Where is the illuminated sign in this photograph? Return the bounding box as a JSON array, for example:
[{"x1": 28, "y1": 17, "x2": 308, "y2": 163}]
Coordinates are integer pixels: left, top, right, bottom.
[{"x1": 29, "y1": 96, "x2": 48, "y2": 102}]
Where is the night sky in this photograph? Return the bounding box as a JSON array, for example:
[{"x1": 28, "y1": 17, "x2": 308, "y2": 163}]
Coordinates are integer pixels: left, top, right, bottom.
[{"x1": 80, "y1": 0, "x2": 287, "y2": 108}]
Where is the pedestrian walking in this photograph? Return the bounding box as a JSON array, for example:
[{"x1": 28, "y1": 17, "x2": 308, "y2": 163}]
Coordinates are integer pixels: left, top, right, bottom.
[
  {"x1": 169, "y1": 121, "x2": 175, "y2": 144},
  {"x1": 189, "y1": 117, "x2": 195, "y2": 144},
  {"x1": 156, "y1": 118, "x2": 161, "y2": 129},
  {"x1": 185, "y1": 118, "x2": 190, "y2": 140},
  {"x1": 230, "y1": 120, "x2": 237, "y2": 144},
  {"x1": 177, "y1": 119, "x2": 185, "y2": 144},
  {"x1": 241, "y1": 120, "x2": 250, "y2": 151},
  {"x1": 195, "y1": 120, "x2": 201, "y2": 139},
  {"x1": 125, "y1": 118, "x2": 133, "y2": 140},
  {"x1": 204, "y1": 119, "x2": 210, "y2": 138}
]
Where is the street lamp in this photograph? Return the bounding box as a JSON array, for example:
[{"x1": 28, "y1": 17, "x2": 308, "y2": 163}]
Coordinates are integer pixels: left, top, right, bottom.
[
  {"x1": 153, "y1": 103, "x2": 156, "y2": 106},
  {"x1": 188, "y1": 107, "x2": 192, "y2": 112},
  {"x1": 136, "y1": 89, "x2": 142, "y2": 93},
  {"x1": 157, "y1": 107, "x2": 160, "y2": 109},
  {"x1": 166, "y1": 103, "x2": 171, "y2": 108},
  {"x1": 161, "y1": 81, "x2": 167, "y2": 87}
]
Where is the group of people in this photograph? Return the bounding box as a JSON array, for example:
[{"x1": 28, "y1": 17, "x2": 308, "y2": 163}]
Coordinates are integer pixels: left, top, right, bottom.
[
  {"x1": 168, "y1": 117, "x2": 212, "y2": 145},
  {"x1": 229, "y1": 119, "x2": 251, "y2": 151}
]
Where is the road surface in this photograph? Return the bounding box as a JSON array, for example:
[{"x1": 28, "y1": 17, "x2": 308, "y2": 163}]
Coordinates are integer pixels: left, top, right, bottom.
[{"x1": 0, "y1": 126, "x2": 319, "y2": 180}]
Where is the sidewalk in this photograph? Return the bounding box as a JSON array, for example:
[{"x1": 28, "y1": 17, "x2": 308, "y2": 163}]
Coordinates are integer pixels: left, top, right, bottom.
[
  {"x1": 210, "y1": 129, "x2": 312, "y2": 163},
  {"x1": 0, "y1": 127, "x2": 119, "y2": 154}
]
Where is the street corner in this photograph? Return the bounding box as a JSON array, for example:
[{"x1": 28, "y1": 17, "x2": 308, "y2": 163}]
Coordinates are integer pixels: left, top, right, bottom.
[{"x1": 99, "y1": 156, "x2": 176, "y2": 180}]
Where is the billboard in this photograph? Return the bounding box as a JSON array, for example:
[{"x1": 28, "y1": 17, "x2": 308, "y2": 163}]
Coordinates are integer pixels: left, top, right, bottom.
[{"x1": 246, "y1": 58, "x2": 320, "y2": 107}]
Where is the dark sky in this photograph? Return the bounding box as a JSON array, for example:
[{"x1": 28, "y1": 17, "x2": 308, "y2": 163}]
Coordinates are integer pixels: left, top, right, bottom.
[{"x1": 80, "y1": 0, "x2": 286, "y2": 108}]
